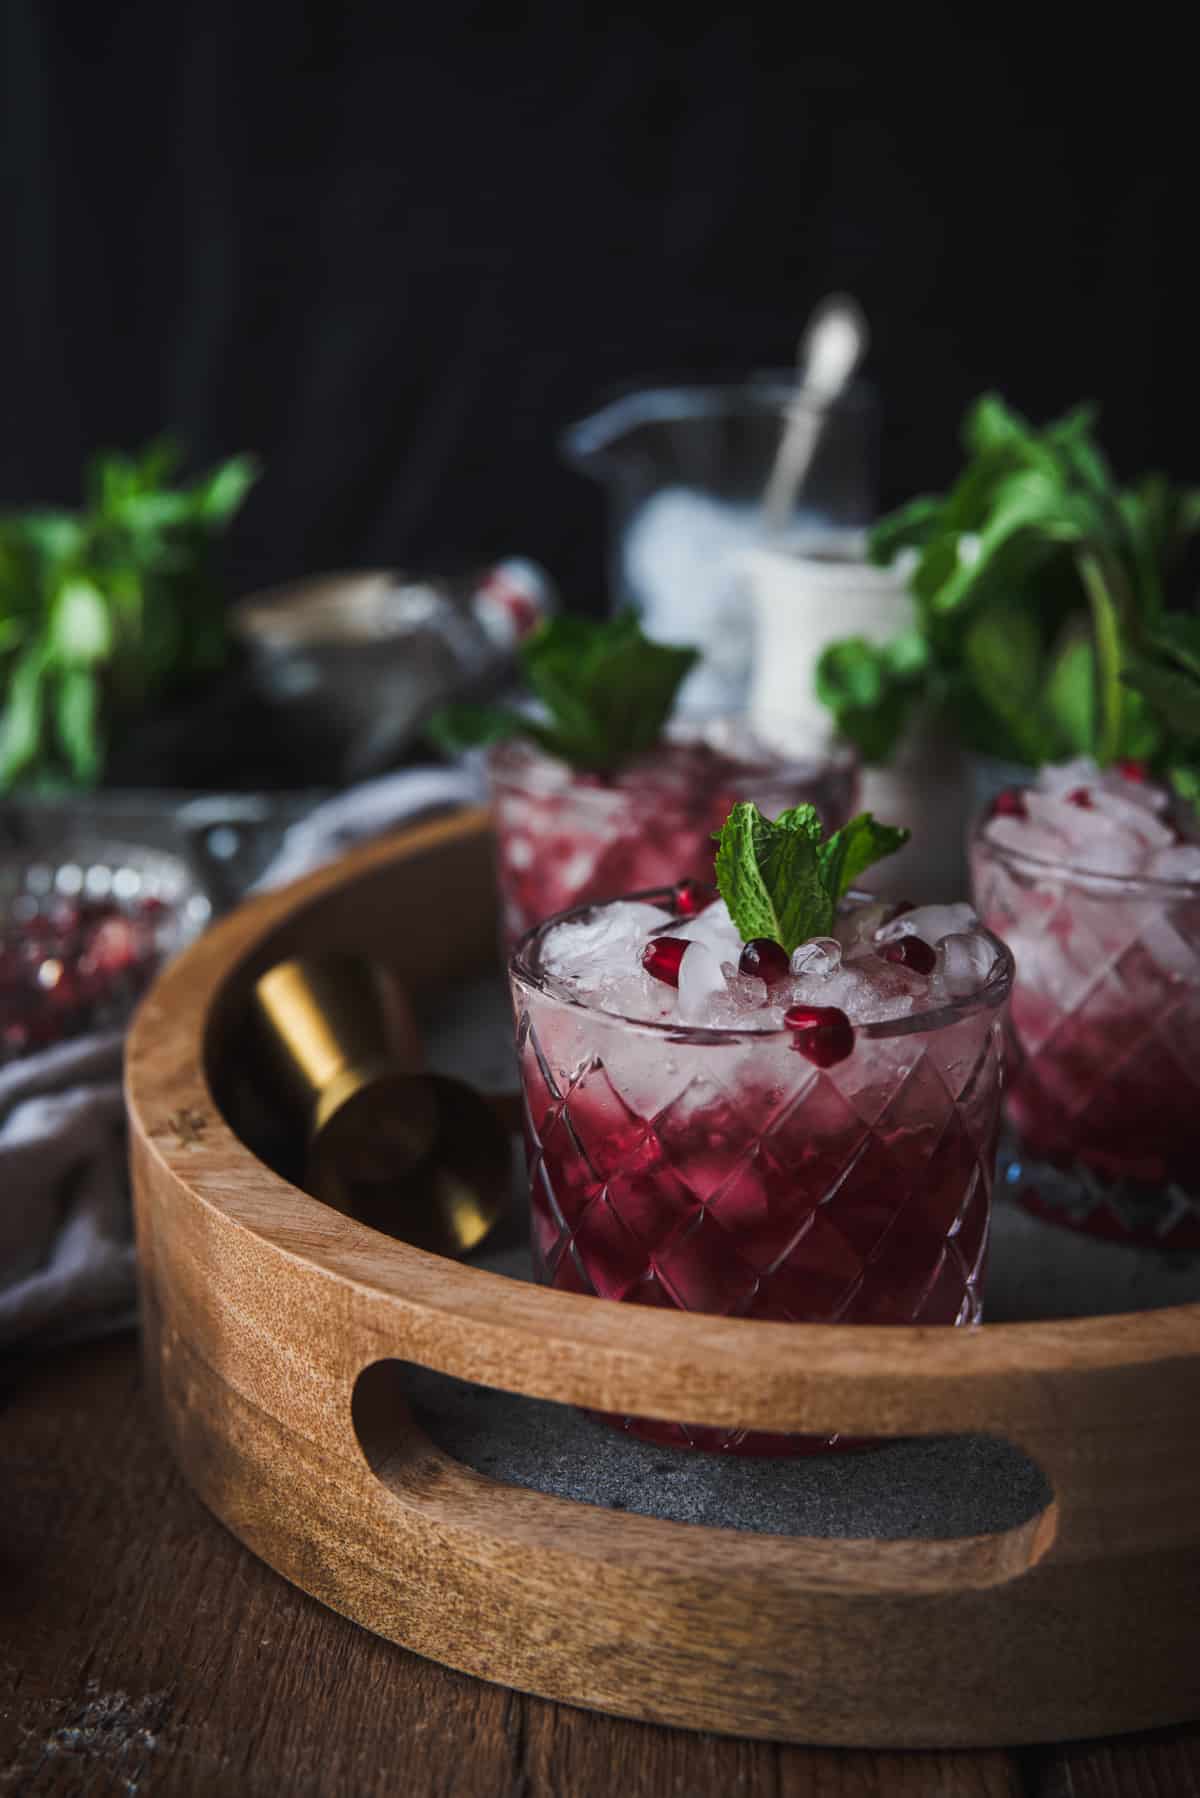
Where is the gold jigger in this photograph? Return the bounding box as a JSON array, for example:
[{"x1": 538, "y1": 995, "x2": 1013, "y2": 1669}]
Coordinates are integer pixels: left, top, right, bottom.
[{"x1": 251, "y1": 956, "x2": 510, "y2": 1257}]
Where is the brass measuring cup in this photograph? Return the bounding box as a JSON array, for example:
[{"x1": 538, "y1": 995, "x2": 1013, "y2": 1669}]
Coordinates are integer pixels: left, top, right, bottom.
[{"x1": 252, "y1": 956, "x2": 510, "y2": 1257}]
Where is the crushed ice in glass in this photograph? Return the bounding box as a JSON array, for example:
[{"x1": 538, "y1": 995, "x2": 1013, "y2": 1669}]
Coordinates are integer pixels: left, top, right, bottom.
[
  {"x1": 538, "y1": 889, "x2": 996, "y2": 1029},
  {"x1": 983, "y1": 758, "x2": 1197, "y2": 879}
]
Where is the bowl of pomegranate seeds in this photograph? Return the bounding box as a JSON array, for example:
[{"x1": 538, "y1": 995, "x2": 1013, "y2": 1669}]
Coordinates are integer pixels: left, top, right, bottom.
[{"x1": 1, "y1": 840, "x2": 212, "y2": 1063}]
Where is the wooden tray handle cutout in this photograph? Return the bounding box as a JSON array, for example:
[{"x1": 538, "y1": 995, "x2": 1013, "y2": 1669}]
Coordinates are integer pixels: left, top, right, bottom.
[{"x1": 350, "y1": 1359, "x2": 1060, "y2": 1597}]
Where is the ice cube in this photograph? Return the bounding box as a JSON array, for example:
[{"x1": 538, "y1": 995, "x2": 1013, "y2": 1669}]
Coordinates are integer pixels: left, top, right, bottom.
[
  {"x1": 834, "y1": 899, "x2": 891, "y2": 953},
  {"x1": 676, "y1": 940, "x2": 728, "y2": 1025},
  {"x1": 541, "y1": 900, "x2": 670, "y2": 982},
  {"x1": 984, "y1": 812, "x2": 1066, "y2": 865},
  {"x1": 1036, "y1": 755, "x2": 1170, "y2": 819},
  {"x1": 1023, "y1": 793, "x2": 1146, "y2": 877},
  {"x1": 1148, "y1": 843, "x2": 1200, "y2": 883},
  {"x1": 789, "y1": 963, "x2": 869, "y2": 1016},
  {"x1": 1037, "y1": 757, "x2": 1101, "y2": 798},
  {"x1": 937, "y1": 931, "x2": 998, "y2": 998},
  {"x1": 666, "y1": 897, "x2": 743, "y2": 962},
  {"x1": 791, "y1": 936, "x2": 843, "y2": 977},
  {"x1": 721, "y1": 963, "x2": 769, "y2": 1010},
  {"x1": 875, "y1": 902, "x2": 977, "y2": 946},
  {"x1": 1104, "y1": 773, "x2": 1170, "y2": 815},
  {"x1": 1089, "y1": 787, "x2": 1174, "y2": 852},
  {"x1": 834, "y1": 961, "x2": 920, "y2": 1023}
]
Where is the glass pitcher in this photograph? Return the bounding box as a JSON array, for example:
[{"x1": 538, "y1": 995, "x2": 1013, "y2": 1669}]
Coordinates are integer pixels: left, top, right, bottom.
[{"x1": 561, "y1": 374, "x2": 877, "y2": 714}]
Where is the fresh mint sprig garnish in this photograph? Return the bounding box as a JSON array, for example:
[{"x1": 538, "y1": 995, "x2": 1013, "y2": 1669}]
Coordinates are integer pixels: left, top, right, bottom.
[
  {"x1": 429, "y1": 611, "x2": 698, "y2": 772},
  {"x1": 714, "y1": 803, "x2": 909, "y2": 955}
]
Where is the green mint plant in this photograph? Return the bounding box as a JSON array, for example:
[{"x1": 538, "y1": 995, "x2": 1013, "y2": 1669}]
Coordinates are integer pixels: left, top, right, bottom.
[
  {"x1": 430, "y1": 611, "x2": 699, "y2": 772},
  {"x1": 815, "y1": 394, "x2": 1200, "y2": 778},
  {"x1": 1123, "y1": 614, "x2": 1200, "y2": 810},
  {"x1": 0, "y1": 438, "x2": 258, "y2": 789},
  {"x1": 714, "y1": 801, "x2": 909, "y2": 954}
]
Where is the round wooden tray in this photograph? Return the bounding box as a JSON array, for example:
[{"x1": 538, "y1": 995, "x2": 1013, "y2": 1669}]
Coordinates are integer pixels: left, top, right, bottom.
[{"x1": 125, "y1": 808, "x2": 1200, "y2": 1748}]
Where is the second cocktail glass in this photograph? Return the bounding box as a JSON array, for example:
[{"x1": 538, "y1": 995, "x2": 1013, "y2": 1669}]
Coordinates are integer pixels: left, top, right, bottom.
[
  {"x1": 972, "y1": 817, "x2": 1200, "y2": 1248},
  {"x1": 489, "y1": 724, "x2": 857, "y2": 947}
]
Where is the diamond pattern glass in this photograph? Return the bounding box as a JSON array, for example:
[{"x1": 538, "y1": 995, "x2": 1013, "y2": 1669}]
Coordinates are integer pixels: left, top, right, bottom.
[
  {"x1": 511, "y1": 920, "x2": 1010, "y2": 1456},
  {"x1": 972, "y1": 833, "x2": 1200, "y2": 1249},
  {"x1": 489, "y1": 733, "x2": 856, "y2": 946}
]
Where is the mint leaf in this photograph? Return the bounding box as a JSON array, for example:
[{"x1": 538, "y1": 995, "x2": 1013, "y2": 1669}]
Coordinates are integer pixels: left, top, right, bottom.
[
  {"x1": 1042, "y1": 630, "x2": 1096, "y2": 757},
  {"x1": 1119, "y1": 476, "x2": 1200, "y2": 620},
  {"x1": 524, "y1": 613, "x2": 698, "y2": 769},
  {"x1": 1120, "y1": 613, "x2": 1200, "y2": 755},
  {"x1": 430, "y1": 612, "x2": 699, "y2": 772},
  {"x1": 0, "y1": 642, "x2": 50, "y2": 784},
  {"x1": 51, "y1": 579, "x2": 112, "y2": 664},
  {"x1": 426, "y1": 703, "x2": 533, "y2": 753},
  {"x1": 1145, "y1": 614, "x2": 1200, "y2": 680},
  {"x1": 1123, "y1": 656, "x2": 1200, "y2": 742},
  {"x1": 1073, "y1": 548, "x2": 1129, "y2": 765},
  {"x1": 866, "y1": 495, "x2": 942, "y2": 564},
  {"x1": 814, "y1": 634, "x2": 928, "y2": 764},
  {"x1": 962, "y1": 600, "x2": 1058, "y2": 766},
  {"x1": 54, "y1": 664, "x2": 102, "y2": 783},
  {"x1": 714, "y1": 802, "x2": 829, "y2": 953},
  {"x1": 190, "y1": 453, "x2": 261, "y2": 525},
  {"x1": 1170, "y1": 764, "x2": 1200, "y2": 812},
  {"x1": 714, "y1": 803, "x2": 909, "y2": 955},
  {"x1": 817, "y1": 813, "x2": 910, "y2": 906},
  {"x1": 962, "y1": 393, "x2": 1046, "y2": 464}
]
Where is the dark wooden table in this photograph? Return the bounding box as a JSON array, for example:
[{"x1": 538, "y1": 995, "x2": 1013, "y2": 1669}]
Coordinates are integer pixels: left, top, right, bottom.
[{"x1": 2, "y1": 1335, "x2": 1197, "y2": 1797}]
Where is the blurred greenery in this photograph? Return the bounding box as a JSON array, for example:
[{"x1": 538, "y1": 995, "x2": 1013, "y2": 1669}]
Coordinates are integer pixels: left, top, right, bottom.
[
  {"x1": 0, "y1": 439, "x2": 258, "y2": 790},
  {"x1": 429, "y1": 611, "x2": 699, "y2": 771},
  {"x1": 815, "y1": 395, "x2": 1200, "y2": 794}
]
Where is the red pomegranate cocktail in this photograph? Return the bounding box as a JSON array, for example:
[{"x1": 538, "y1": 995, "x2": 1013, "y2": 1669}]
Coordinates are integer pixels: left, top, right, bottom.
[
  {"x1": 510, "y1": 881, "x2": 1012, "y2": 1455},
  {"x1": 489, "y1": 721, "x2": 857, "y2": 945},
  {"x1": 972, "y1": 759, "x2": 1200, "y2": 1250}
]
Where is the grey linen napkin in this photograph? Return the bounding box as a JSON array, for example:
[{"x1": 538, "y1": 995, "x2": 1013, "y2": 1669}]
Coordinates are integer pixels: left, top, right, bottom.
[
  {"x1": 0, "y1": 1032, "x2": 130, "y2": 1351},
  {"x1": 0, "y1": 763, "x2": 483, "y2": 1353}
]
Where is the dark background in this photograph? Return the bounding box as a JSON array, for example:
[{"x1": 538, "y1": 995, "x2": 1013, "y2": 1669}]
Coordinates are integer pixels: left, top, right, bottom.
[{"x1": 1, "y1": 5, "x2": 1191, "y2": 605}]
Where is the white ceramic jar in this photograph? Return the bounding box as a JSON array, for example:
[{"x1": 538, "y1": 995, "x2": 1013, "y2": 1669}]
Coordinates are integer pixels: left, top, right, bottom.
[{"x1": 740, "y1": 536, "x2": 969, "y2": 902}]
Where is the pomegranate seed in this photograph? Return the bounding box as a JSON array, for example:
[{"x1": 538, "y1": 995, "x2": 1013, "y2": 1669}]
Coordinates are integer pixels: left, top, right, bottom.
[
  {"x1": 879, "y1": 934, "x2": 937, "y2": 975},
  {"x1": 672, "y1": 878, "x2": 715, "y2": 917},
  {"x1": 642, "y1": 936, "x2": 689, "y2": 987},
  {"x1": 1066, "y1": 787, "x2": 1093, "y2": 809},
  {"x1": 784, "y1": 1003, "x2": 855, "y2": 1068},
  {"x1": 87, "y1": 915, "x2": 140, "y2": 974},
  {"x1": 3, "y1": 889, "x2": 171, "y2": 1063},
  {"x1": 738, "y1": 937, "x2": 791, "y2": 986},
  {"x1": 991, "y1": 788, "x2": 1027, "y2": 819},
  {"x1": 1117, "y1": 759, "x2": 1147, "y2": 784}
]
